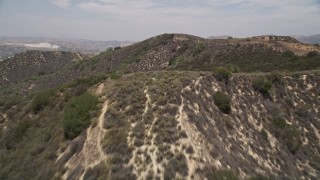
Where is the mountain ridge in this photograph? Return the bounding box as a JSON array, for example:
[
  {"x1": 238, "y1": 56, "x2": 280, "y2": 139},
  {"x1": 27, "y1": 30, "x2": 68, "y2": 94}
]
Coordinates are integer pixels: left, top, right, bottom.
[{"x1": 0, "y1": 33, "x2": 320, "y2": 179}]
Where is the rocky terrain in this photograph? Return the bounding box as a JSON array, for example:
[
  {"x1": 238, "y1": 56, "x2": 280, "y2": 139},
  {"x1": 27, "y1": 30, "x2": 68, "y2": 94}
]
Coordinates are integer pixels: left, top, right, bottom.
[{"x1": 0, "y1": 33, "x2": 319, "y2": 180}]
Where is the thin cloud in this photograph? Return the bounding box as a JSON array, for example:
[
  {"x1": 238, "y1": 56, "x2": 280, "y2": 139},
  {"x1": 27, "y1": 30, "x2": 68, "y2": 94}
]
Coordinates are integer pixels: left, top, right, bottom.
[
  {"x1": 53, "y1": 0, "x2": 70, "y2": 8},
  {"x1": 1, "y1": 0, "x2": 319, "y2": 40}
]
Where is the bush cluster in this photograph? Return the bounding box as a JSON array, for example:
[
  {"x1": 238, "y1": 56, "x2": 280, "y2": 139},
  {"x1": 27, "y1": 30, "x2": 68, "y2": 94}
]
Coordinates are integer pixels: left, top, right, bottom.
[
  {"x1": 31, "y1": 90, "x2": 54, "y2": 113},
  {"x1": 252, "y1": 78, "x2": 272, "y2": 97},
  {"x1": 212, "y1": 67, "x2": 232, "y2": 82},
  {"x1": 164, "y1": 154, "x2": 188, "y2": 179},
  {"x1": 63, "y1": 93, "x2": 98, "y2": 139},
  {"x1": 110, "y1": 72, "x2": 122, "y2": 80},
  {"x1": 213, "y1": 91, "x2": 231, "y2": 114},
  {"x1": 271, "y1": 117, "x2": 301, "y2": 154}
]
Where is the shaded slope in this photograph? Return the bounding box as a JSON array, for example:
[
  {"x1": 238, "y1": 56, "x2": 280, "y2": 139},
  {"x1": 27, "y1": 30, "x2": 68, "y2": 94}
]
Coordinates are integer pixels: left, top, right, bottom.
[{"x1": 0, "y1": 50, "x2": 89, "y2": 85}]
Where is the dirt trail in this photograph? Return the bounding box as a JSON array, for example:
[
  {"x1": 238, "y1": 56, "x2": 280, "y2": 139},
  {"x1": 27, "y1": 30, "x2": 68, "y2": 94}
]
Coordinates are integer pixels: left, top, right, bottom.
[
  {"x1": 129, "y1": 87, "x2": 165, "y2": 179},
  {"x1": 61, "y1": 100, "x2": 109, "y2": 179}
]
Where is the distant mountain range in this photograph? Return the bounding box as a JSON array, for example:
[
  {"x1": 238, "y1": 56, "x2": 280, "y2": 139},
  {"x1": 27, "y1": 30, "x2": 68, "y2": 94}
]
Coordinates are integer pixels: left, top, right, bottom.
[
  {"x1": 208, "y1": 34, "x2": 320, "y2": 45},
  {"x1": 0, "y1": 36, "x2": 134, "y2": 61},
  {"x1": 293, "y1": 35, "x2": 320, "y2": 45}
]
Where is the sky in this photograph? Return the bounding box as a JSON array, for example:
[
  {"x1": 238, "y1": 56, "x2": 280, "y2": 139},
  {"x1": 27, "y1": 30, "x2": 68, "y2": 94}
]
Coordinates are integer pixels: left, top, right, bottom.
[{"x1": 0, "y1": 0, "x2": 319, "y2": 41}]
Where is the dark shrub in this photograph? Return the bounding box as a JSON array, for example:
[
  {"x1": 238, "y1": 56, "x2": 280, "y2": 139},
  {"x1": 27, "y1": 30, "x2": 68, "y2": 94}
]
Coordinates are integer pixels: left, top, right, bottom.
[
  {"x1": 104, "y1": 107, "x2": 125, "y2": 129},
  {"x1": 186, "y1": 145, "x2": 194, "y2": 154},
  {"x1": 284, "y1": 126, "x2": 301, "y2": 154},
  {"x1": 260, "y1": 129, "x2": 268, "y2": 140},
  {"x1": 164, "y1": 154, "x2": 188, "y2": 179},
  {"x1": 158, "y1": 33, "x2": 175, "y2": 45},
  {"x1": 306, "y1": 51, "x2": 319, "y2": 58},
  {"x1": 267, "y1": 72, "x2": 282, "y2": 84},
  {"x1": 282, "y1": 50, "x2": 299, "y2": 62},
  {"x1": 282, "y1": 50, "x2": 295, "y2": 58},
  {"x1": 271, "y1": 117, "x2": 301, "y2": 154},
  {"x1": 63, "y1": 93, "x2": 98, "y2": 139},
  {"x1": 272, "y1": 117, "x2": 287, "y2": 129},
  {"x1": 110, "y1": 72, "x2": 122, "y2": 80},
  {"x1": 252, "y1": 78, "x2": 272, "y2": 96},
  {"x1": 31, "y1": 90, "x2": 54, "y2": 113},
  {"x1": 212, "y1": 67, "x2": 232, "y2": 81},
  {"x1": 213, "y1": 91, "x2": 231, "y2": 114},
  {"x1": 15, "y1": 120, "x2": 31, "y2": 138}
]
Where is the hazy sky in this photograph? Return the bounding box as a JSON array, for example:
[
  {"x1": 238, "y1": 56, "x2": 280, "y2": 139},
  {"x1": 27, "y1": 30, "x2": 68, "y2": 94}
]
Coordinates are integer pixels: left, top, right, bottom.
[{"x1": 0, "y1": 0, "x2": 319, "y2": 41}]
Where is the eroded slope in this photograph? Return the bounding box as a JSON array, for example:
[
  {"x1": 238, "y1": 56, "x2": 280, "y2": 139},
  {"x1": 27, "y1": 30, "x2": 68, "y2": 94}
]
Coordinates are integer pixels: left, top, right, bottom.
[{"x1": 58, "y1": 71, "x2": 320, "y2": 179}]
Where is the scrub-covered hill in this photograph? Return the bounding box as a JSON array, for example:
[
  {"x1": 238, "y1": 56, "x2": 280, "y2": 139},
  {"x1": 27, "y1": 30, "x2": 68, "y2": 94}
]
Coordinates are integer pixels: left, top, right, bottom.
[{"x1": 0, "y1": 33, "x2": 320, "y2": 180}]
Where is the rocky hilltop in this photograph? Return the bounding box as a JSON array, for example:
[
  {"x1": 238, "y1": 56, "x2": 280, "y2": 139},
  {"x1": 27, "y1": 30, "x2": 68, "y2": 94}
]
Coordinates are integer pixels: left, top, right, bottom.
[{"x1": 0, "y1": 34, "x2": 319, "y2": 180}]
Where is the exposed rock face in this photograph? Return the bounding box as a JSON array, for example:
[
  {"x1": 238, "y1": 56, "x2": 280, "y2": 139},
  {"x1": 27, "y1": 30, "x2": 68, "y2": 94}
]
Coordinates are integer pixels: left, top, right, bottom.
[{"x1": 0, "y1": 50, "x2": 89, "y2": 85}]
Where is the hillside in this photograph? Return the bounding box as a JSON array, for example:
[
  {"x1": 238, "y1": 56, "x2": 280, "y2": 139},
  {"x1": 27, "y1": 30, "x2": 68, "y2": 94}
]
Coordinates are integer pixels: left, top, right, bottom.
[
  {"x1": 1, "y1": 71, "x2": 320, "y2": 179},
  {"x1": 2, "y1": 33, "x2": 319, "y2": 93},
  {"x1": 0, "y1": 51, "x2": 89, "y2": 85},
  {"x1": 0, "y1": 33, "x2": 320, "y2": 179}
]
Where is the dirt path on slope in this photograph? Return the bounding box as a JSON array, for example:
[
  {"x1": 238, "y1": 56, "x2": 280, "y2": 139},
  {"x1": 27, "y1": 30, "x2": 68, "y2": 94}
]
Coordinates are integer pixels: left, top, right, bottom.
[{"x1": 61, "y1": 100, "x2": 109, "y2": 179}]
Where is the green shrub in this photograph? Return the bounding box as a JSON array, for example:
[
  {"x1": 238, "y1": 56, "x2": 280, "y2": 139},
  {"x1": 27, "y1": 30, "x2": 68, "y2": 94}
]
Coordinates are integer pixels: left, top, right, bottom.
[
  {"x1": 306, "y1": 51, "x2": 319, "y2": 58},
  {"x1": 104, "y1": 107, "x2": 125, "y2": 129},
  {"x1": 295, "y1": 104, "x2": 310, "y2": 118},
  {"x1": 285, "y1": 126, "x2": 301, "y2": 154},
  {"x1": 164, "y1": 154, "x2": 188, "y2": 179},
  {"x1": 110, "y1": 72, "x2": 122, "y2": 80},
  {"x1": 260, "y1": 129, "x2": 268, "y2": 140},
  {"x1": 15, "y1": 120, "x2": 31, "y2": 138},
  {"x1": 267, "y1": 72, "x2": 282, "y2": 84},
  {"x1": 153, "y1": 116, "x2": 179, "y2": 144},
  {"x1": 102, "y1": 128, "x2": 130, "y2": 155},
  {"x1": 226, "y1": 64, "x2": 240, "y2": 73},
  {"x1": 213, "y1": 91, "x2": 231, "y2": 114},
  {"x1": 212, "y1": 67, "x2": 232, "y2": 81},
  {"x1": 272, "y1": 117, "x2": 287, "y2": 129},
  {"x1": 192, "y1": 43, "x2": 205, "y2": 56},
  {"x1": 63, "y1": 93, "x2": 98, "y2": 139},
  {"x1": 158, "y1": 33, "x2": 174, "y2": 45},
  {"x1": 169, "y1": 57, "x2": 178, "y2": 66},
  {"x1": 31, "y1": 90, "x2": 54, "y2": 113},
  {"x1": 252, "y1": 78, "x2": 272, "y2": 96},
  {"x1": 271, "y1": 117, "x2": 301, "y2": 154},
  {"x1": 1, "y1": 97, "x2": 19, "y2": 111},
  {"x1": 66, "y1": 74, "x2": 107, "y2": 89},
  {"x1": 282, "y1": 50, "x2": 295, "y2": 59},
  {"x1": 282, "y1": 51, "x2": 299, "y2": 62}
]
